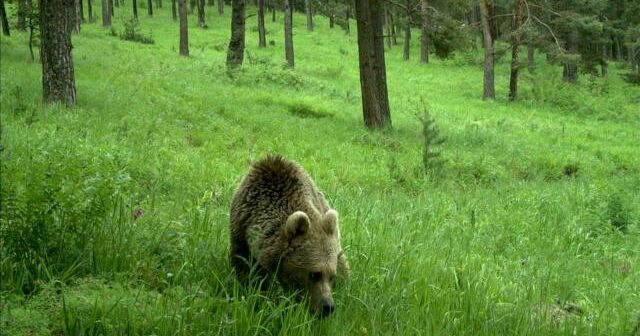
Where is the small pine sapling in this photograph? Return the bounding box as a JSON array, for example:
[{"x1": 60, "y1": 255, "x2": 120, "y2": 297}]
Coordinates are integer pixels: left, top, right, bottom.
[{"x1": 421, "y1": 107, "x2": 446, "y2": 173}]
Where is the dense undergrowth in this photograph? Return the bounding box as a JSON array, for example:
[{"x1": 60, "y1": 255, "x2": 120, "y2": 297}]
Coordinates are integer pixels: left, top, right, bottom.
[{"x1": 1, "y1": 2, "x2": 639, "y2": 335}]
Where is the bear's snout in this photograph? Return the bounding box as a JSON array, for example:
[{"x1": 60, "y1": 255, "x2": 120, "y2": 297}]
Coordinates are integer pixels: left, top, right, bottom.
[{"x1": 319, "y1": 298, "x2": 335, "y2": 317}]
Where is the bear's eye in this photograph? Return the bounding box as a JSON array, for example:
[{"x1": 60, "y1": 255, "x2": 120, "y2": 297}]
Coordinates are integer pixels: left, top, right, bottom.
[{"x1": 309, "y1": 272, "x2": 322, "y2": 282}]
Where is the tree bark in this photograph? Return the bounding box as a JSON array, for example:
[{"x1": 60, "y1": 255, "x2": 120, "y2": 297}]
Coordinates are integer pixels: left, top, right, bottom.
[
  {"x1": 0, "y1": 0, "x2": 9, "y2": 36},
  {"x1": 87, "y1": 0, "x2": 93, "y2": 22},
  {"x1": 133, "y1": 0, "x2": 138, "y2": 19},
  {"x1": 508, "y1": 0, "x2": 524, "y2": 101},
  {"x1": 147, "y1": 0, "x2": 153, "y2": 16},
  {"x1": 479, "y1": 0, "x2": 494, "y2": 99},
  {"x1": 171, "y1": 0, "x2": 176, "y2": 20},
  {"x1": 226, "y1": 0, "x2": 245, "y2": 69},
  {"x1": 355, "y1": 0, "x2": 391, "y2": 129},
  {"x1": 284, "y1": 0, "x2": 294, "y2": 68},
  {"x1": 217, "y1": 0, "x2": 223, "y2": 15},
  {"x1": 74, "y1": 0, "x2": 81, "y2": 32},
  {"x1": 304, "y1": 0, "x2": 313, "y2": 31},
  {"x1": 419, "y1": 0, "x2": 429, "y2": 63},
  {"x1": 179, "y1": 0, "x2": 188, "y2": 56},
  {"x1": 101, "y1": 0, "x2": 111, "y2": 27},
  {"x1": 258, "y1": 0, "x2": 266, "y2": 48},
  {"x1": 40, "y1": 0, "x2": 77, "y2": 105},
  {"x1": 197, "y1": 0, "x2": 205, "y2": 27}
]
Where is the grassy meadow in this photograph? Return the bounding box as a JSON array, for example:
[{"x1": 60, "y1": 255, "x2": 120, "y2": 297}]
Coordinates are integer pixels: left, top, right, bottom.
[{"x1": 1, "y1": 2, "x2": 640, "y2": 335}]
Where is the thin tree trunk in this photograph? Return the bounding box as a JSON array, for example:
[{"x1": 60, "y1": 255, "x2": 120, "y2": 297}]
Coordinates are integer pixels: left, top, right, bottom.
[
  {"x1": 79, "y1": 0, "x2": 84, "y2": 22},
  {"x1": 384, "y1": 4, "x2": 392, "y2": 48},
  {"x1": 0, "y1": 0, "x2": 9, "y2": 36},
  {"x1": 508, "y1": 0, "x2": 524, "y2": 101},
  {"x1": 345, "y1": 9, "x2": 350, "y2": 35},
  {"x1": 179, "y1": 0, "x2": 188, "y2": 56},
  {"x1": 304, "y1": 0, "x2": 313, "y2": 31},
  {"x1": 171, "y1": 0, "x2": 176, "y2": 20},
  {"x1": 271, "y1": 1, "x2": 275, "y2": 22},
  {"x1": 197, "y1": 0, "x2": 205, "y2": 27},
  {"x1": 258, "y1": 0, "x2": 266, "y2": 48},
  {"x1": 40, "y1": 0, "x2": 77, "y2": 105},
  {"x1": 226, "y1": 0, "x2": 245, "y2": 68},
  {"x1": 147, "y1": 0, "x2": 153, "y2": 16},
  {"x1": 562, "y1": 29, "x2": 578, "y2": 83},
  {"x1": 355, "y1": 0, "x2": 391, "y2": 129},
  {"x1": 108, "y1": 0, "x2": 113, "y2": 16},
  {"x1": 479, "y1": 0, "x2": 494, "y2": 99},
  {"x1": 284, "y1": 0, "x2": 294, "y2": 68},
  {"x1": 208, "y1": 0, "x2": 212, "y2": 6},
  {"x1": 390, "y1": 12, "x2": 397, "y2": 45},
  {"x1": 217, "y1": 0, "x2": 223, "y2": 15},
  {"x1": 133, "y1": 0, "x2": 137, "y2": 19},
  {"x1": 87, "y1": 0, "x2": 93, "y2": 22},
  {"x1": 101, "y1": 0, "x2": 111, "y2": 27},
  {"x1": 420, "y1": 0, "x2": 429, "y2": 63}
]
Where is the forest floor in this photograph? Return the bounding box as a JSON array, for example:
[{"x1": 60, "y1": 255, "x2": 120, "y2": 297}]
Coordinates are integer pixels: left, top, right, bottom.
[{"x1": 1, "y1": 3, "x2": 640, "y2": 336}]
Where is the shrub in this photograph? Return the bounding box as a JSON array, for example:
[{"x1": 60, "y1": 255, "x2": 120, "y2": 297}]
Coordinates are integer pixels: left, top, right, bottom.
[{"x1": 120, "y1": 18, "x2": 154, "y2": 44}]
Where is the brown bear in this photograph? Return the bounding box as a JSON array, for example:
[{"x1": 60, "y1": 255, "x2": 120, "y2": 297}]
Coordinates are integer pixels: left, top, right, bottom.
[{"x1": 229, "y1": 155, "x2": 349, "y2": 317}]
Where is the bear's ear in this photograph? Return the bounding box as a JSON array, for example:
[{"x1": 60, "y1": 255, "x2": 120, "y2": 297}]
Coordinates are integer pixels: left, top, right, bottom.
[
  {"x1": 285, "y1": 211, "x2": 310, "y2": 239},
  {"x1": 323, "y1": 209, "x2": 338, "y2": 235}
]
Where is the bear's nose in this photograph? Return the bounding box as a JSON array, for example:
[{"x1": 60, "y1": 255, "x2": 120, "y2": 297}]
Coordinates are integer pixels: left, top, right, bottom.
[{"x1": 320, "y1": 299, "x2": 335, "y2": 317}]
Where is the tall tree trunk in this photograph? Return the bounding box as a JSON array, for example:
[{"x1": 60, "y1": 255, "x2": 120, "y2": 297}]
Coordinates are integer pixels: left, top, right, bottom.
[
  {"x1": 226, "y1": 0, "x2": 245, "y2": 69},
  {"x1": 508, "y1": 0, "x2": 524, "y2": 101},
  {"x1": 527, "y1": 43, "x2": 534, "y2": 72},
  {"x1": 101, "y1": 0, "x2": 111, "y2": 26},
  {"x1": 108, "y1": 0, "x2": 113, "y2": 16},
  {"x1": 0, "y1": 0, "x2": 9, "y2": 36},
  {"x1": 158, "y1": 0, "x2": 162, "y2": 8},
  {"x1": 197, "y1": 0, "x2": 205, "y2": 27},
  {"x1": 171, "y1": 0, "x2": 176, "y2": 20},
  {"x1": 419, "y1": 0, "x2": 429, "y2": 63},
  {"x1": 258, "y1": 0, "x2": 266, "y2": 48},
  {"x1": 384, "y1": 4, "x2": 392, "y2": 48},
  {"x1": 217, "y1": 0, "x2": 223, "y2": 15},
  {"x1": 304, "y1": 0, "x2": 313, "y2": 31},
  {"x1": 207, "y1": 0, "x2": 212, "y2": 6},
  {"x1": 40, "y1": 0, "x2": 77, "y2": 105},
  {"x1": 133, "y1": 0, "x2": 138, "y2": 19},
  {"x1": 179, "y1": 0, "x2": 188, "y2": 56},
  {"x1": 87, "y1": 0, "x2": 93, "y2": 21},
  {"x1": 284, "y1": 0, "x2": 294, "y2": 68},
  {"x1": 271, "y1": 1, "x2": 275, "y2": 21},
  {"x1": 345, "y1": 9, "x2": 350, "y2": 35},
  {"x1": 147, "y1": 0, "x2": 153, "y2": 16},
  {"x1": 355, "y1": 0, "x2": 391, "y2": 129},
  {"x1": 479, "y1": 0, "x2": 494, "y2": 99}
]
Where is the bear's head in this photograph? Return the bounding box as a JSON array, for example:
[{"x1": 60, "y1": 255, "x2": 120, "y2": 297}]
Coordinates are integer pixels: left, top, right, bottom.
[{"x1": 280, "y1": 209, "x2": 344, "y2": 317}]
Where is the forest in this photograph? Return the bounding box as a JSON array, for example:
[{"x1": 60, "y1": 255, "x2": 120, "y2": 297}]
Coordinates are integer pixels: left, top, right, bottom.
[{"x1": 1, "y1": 0, "x2": 639, "y2": 335}]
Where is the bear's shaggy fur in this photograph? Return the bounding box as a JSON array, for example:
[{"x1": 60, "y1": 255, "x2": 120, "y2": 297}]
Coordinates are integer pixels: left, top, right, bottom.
[{"x1": 229, "y1": 155, "x2": 349, "y2": 316}]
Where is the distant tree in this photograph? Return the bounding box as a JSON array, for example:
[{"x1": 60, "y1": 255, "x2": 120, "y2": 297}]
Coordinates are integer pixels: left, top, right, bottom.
[
  {"x1": 101, "y1": 0, "x2": 111, "y2": 26},
  {"x1": 479, "y1": 0, "x2": 494, "y2": 99},
  {"x1": 197, "y1": 0, "x2": 205, "y2": 27},
  {"x1": 74, "y1": 0, "x2": 81, "y2": 32},
  {"x1": 217, "y1": 0, "x2": 222, "y2": 15},
  {"x1": 226, "y1": 0, "x2": 245, "y2": 69},
  {"x1": 133, "y1": 0, "x2": 138, "y2": 19},
  {"x1": 108, "y1": 0, "x2": 113, "y2": 16},
  {"x1": 87, "y1": 0, "x2": 93, "y2": 22},
  {"x1": 355, "y1": 0, "x2": 391, "y2": 129},
  {"x1": 171, "y1": 0, "x2": 176, "y2": 20},
  {"x1": 40, "y1": 0, "x2": 76, "y2": 105},
  {"x1": 419, "y1": 0, "x2": 429, "y2": 63},
  {"x1": 284, "y1": 0, "x2": 294, "y2": 67},
  {"x1": 304, "y1": 0, "x2": 313, "y2": 31},
  {"x1": 508, "y1": 0, "x2": 524, "y2": 101},
  {"x1": 179, "y1": 0, "x2": 188, "y2": 56},
  {"x1": 258, "y1": 0, "x2": 266, "y2": 47},
  {"x1": 147, "y1": 0, "x2": 153, "y2": 16},
  {"x1": 0, "y1": 0, "x2": 9, "y2": 36}
]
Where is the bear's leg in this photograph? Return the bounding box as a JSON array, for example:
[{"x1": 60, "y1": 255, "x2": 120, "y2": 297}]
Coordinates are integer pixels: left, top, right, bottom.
[{"x1": 229, "y1": 231, "x2": 252, "y2": 282}]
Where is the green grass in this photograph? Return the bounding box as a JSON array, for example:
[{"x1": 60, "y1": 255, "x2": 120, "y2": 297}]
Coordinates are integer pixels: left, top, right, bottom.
[{"x1": 2, "y1": 2, "x2": 640, "y2": 335}]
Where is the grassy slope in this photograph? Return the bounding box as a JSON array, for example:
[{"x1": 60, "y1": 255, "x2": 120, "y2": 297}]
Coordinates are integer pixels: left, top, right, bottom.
[{"x1": 1, "y1": 3, "x2": 640, "y2": 335}]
